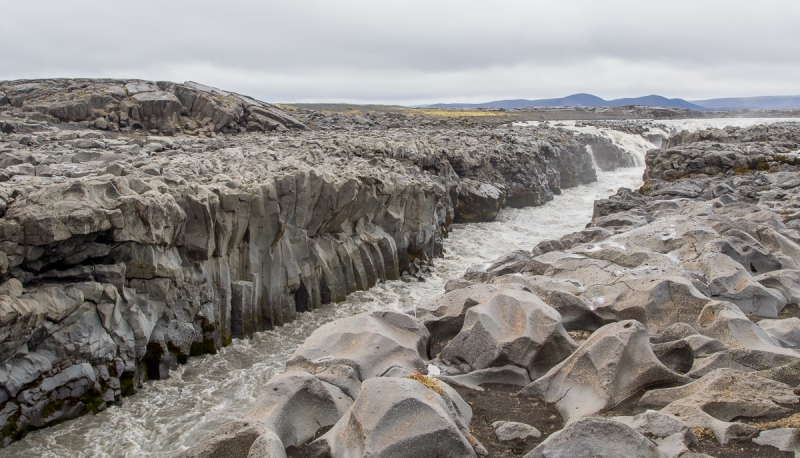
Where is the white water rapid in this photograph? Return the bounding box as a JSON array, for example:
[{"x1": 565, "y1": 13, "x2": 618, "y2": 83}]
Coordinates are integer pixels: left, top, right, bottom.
[{"x1": 10, "y1": 119, "x2": 786, "y2": 457}]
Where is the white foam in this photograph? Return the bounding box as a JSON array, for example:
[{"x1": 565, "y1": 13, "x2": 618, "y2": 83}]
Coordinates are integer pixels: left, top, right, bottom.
[{"x1": 657, "y1": 117, "x2": 800, "y2": 133}]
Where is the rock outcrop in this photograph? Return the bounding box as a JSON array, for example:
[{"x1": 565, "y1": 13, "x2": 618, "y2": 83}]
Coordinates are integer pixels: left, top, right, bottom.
[
  {"x1": 645, "y1": 122, "x2": 799, "y2": 181},
  {"x1": 8, "y1": 80, "x2": 800, "y2": 457},
  {"x1": 0, "y1": 79, "x2": 305, "y2": 135},
  {"x1": 640, "y1": 369, "x2": 798, "y2": 444}
]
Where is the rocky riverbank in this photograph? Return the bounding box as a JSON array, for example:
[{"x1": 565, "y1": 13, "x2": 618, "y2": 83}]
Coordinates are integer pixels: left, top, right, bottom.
[
  {"x1": 0, "y1": 79, "x2": 645, "y2": 445},
  {"x1": 180, "y1": 122, "x2": 800, "y2": 457}
]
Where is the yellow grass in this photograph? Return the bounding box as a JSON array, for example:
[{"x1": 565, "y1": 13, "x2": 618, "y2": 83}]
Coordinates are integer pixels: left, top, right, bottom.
[
  {"x1": 407, "y1": 372, "x2": 444, "y2": 394},
  {"x1": 405, "y1": 108, "x2": 507, "y2": 118},
  {"x1": 753, "y1": 413, "x2": 800, "y2": 429},
  {"x1": 274, "y1": 104, "x2": 298, "y2": 112}
]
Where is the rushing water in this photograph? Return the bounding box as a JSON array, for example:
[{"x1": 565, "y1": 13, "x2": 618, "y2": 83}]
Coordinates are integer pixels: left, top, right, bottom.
[{"x1": 15, "y1": 119, "x2": 783, "y2": 457}]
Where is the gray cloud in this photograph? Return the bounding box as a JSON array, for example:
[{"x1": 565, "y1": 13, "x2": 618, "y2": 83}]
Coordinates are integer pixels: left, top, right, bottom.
[{"x1": 2, "y1": 0, "x2": 799, "y2": 104}]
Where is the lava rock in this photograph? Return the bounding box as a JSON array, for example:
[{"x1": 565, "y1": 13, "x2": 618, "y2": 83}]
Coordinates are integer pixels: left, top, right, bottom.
[{"x1": 518, "y1": 320, "x2": 687, "y2": 423}]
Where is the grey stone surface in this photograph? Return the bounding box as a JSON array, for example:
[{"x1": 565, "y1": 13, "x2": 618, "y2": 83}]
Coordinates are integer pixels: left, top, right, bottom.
[
  {"x1": 753, "y1": 428, "x2": 800, "y2": 455},
  {"x1": 243, "y1": 371, "x2": 351, "y2": 448},
  {"x1": 246, "y1": 431, "x2": 287, "y2": 458},
  {"x1": 307, "y1": 377, "x2": 480, "y2": 458},
  {"x1": 285, "y1": 311, "x2": 430, "y2": 380},
  {"x1": 640, "y1": 369, "x2": 798, "y2": 445},
  {"x1": 174, "y1": 421, "x2": 271, "y2": 458},
  {"x1": 695, "y1": 301, "x2": 799, "y2": 358},
  {"x1": 758, "y1": 317, "x2": 800, "y2": 348},
  {"x1": 439, "y1": 288, "x2": 577, "y2": 379},
  {"x1": 523, "y1": 417, "x2": 665, "y2": 458},
  {"x1": 492, "y1": 421, "x2": 541, "y2": 441},
  {"x1": 438, "y1": 365, "x2": 531, "y2": 391},
  {"x1": 613, "y1": 411, "x2": 697, "y2": 458},
  {"x1": 518, "y1": 320, "x2": 687, "y2": 423},
  {"x1": 417, "y1": 283, "x2": 521, "y2": 344}
]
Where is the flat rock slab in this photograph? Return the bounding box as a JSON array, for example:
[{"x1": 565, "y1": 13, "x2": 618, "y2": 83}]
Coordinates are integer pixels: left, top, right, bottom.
[{"x1": 438, "y1": 365, "x2": 531, "y2": 391}]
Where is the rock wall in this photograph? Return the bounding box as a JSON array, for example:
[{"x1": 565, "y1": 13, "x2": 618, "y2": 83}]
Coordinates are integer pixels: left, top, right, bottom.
[
  {"x1": 663, "y1": 122, "x2": 800, "y2": 149},
  {"x1": 0, "y1": 79, "x2": 631, "y2": 445},
  {"x1": 0, "y1": 79, "x2": 305, "y2": 135},
  {"x1": 645, "y1": 124, "x2": 799, "y2": 182}
]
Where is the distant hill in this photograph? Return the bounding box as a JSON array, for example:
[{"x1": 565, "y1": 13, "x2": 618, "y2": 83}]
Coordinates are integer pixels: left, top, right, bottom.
[
  {"x1": 425, "y1": 94, "x2": 706, "y2": 110},
  {"x1": 691, "y1": 96, "x2": 800, "y2": 110},
  {"x1": 425, "y1": 94, "x2": 800, "y2": 110}
]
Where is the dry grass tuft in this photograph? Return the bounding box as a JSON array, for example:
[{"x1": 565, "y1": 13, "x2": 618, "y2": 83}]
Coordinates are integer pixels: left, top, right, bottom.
[
  {"x1": 408, "y1": 372, "x2": 445, "y2": 394},
  {"x1": 692, "y1": 427, "x2": 715, "y2": 440},
  {"x1": 753, "y1": 412, "x2": 800, "y2": 430}
]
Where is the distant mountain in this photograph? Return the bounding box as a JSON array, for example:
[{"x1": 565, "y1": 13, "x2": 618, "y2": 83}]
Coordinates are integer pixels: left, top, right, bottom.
[
  {"x1": 691, "y1": 96, "x2": 800, "y2": 110},
  {"x1": 605, "y1": 95, "x2": 703, "y2": 110},
  {"x1": 425, "y1": 94, "x2": 706, "y2": 110}
]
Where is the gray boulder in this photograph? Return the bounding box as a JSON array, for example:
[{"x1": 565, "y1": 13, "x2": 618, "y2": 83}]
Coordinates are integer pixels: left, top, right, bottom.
[
  {"x1": 417, "y1": 283, "x2": 520, "y2": 344},
  {"x1": 492, "y1": 421, "x2": 541, "y2": 441},
  {"x1": 683, "y1": 252, "x2": 786, "y2": 317},
  {"x1": 174, "y1": 421, "x2": 273, "y2": 458},
  {"x1": 285, "y1": 311, "x2": 430, "y2": 380},
  {"x1": 243, "y1": 371, "x2": 351, "y2": 448},
  {"x1": 695, "y1": 301, "x2": 799, "y2": 358},
  {"x1": 453, "y1": 179, "x2": 505, "y2": 223},
  {"x1": 613, "y1": 411, "x2": 698, "y2": 458},
  {"x1": 440, "y1": 289, "x2": 578, "y2": 379},
  {"x1": 518, "y1": 320, "x2": 687, "y2": 423},
  {"x1": 758, "y1": 359, "x2": 800, "y2": 386},
  {"x1": 758, "y1": 317, "x2": 800, "y2": 348},
  {"x1": 753, "y1": 428, "x2": 800, "y2": 455},
  {"x1": 307, "y1": 377, "x2": 479, "y2": 458},
  {"x1": 652, "y1": 339, "x2": 695, "y2": 373},
  {"x1": 687, "y1": 352, "x2": 754, "y2": 378},
  {"x1": 437, "y1": 365, "x2": 531, "y2": 391},
  {"x1": 523, "y1": 417, "x2": 665, "y2": 458},
  {"x1": 755, "y1": 269, "x2": 800, "y2": 305},
  {"x1": 246, "y1": 431, "x2": 287, "y2": 458},
  {"x1": 0, "y1": 278, "x2": 23, "y2": 297}
]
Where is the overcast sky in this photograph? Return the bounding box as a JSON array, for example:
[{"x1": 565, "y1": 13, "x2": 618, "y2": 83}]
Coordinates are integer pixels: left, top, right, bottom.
[{"x1": 2, "y1": 0, "x2": 799, "y2": 105}]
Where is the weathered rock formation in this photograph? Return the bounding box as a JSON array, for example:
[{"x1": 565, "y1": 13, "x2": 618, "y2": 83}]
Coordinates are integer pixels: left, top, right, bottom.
[
  {"x1": 0, "y1": 79, "x2": 305, "y2": 135},
  {"x1": 645, "y1": 122, "x2": 799, "y2": 181}
]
